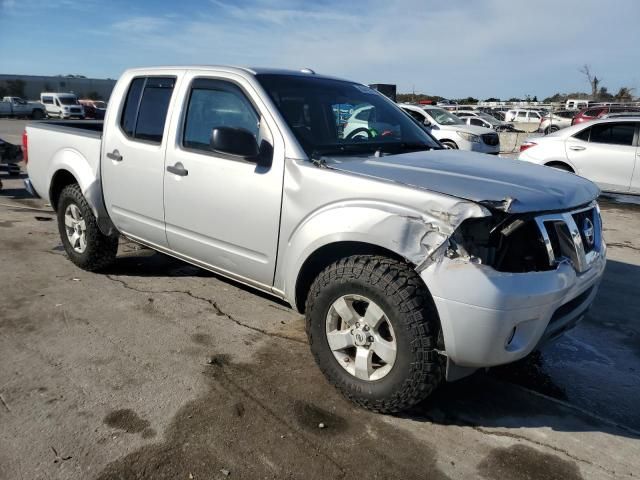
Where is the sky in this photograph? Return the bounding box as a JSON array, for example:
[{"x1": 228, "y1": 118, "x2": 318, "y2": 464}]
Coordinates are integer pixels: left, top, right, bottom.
[{"x1": 1, "y1": 0, "x2": 638, "y2": 99}]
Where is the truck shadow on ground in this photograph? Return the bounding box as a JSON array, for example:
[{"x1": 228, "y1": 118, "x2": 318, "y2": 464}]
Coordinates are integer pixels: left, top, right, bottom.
[{"x1": 104, "y1": 246, "x2": 640, "y2": 443}]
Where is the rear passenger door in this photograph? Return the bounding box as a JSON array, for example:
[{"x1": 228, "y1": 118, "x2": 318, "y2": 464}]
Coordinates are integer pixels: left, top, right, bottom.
[
  {"x1": 102, "y1": 73, "x2": 180, "y2": 247},
  {"x1": 566, "y1": 122, "x2": 637, "y2": 192}
]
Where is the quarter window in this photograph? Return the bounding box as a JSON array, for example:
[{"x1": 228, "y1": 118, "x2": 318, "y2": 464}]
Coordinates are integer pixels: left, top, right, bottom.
[
  {"x1": 120, "y1": 77, "x2": 175, "y2": 143},
  {"x1": 183, "y1": 79, "x2": 259, "y2": 152},
  {"x1": 589, "y1": 123, "x2": 635, "y2": 146}
]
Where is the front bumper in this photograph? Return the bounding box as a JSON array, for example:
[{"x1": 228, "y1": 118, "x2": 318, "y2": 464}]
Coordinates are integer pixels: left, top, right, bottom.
[{"x1": 420, "y1": 246, "x2": 606, "y2": 375}]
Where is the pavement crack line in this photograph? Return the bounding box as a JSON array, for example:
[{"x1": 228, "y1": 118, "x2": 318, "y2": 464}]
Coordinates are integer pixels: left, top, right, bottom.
[
  {"x1": 105, "y1": 275, "x2": 306, "y2": 344},
  {"x1": 607, "y1": 242, "x2": 640, "y2": 252}
]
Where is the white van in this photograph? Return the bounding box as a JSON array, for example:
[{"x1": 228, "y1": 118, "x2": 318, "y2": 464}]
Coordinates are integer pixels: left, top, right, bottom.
[
  {"x1": 40, "y1": 93, "x2": 85, "y2": 119},
  {"x1": 504, "y1": 109, "x2": 543, "y2": 123},
  {"x1": 565, "y1": 99, "x2": 590, "y2": 111}
]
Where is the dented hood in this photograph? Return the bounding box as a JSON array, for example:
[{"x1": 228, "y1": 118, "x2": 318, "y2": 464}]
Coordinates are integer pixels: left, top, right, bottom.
[{"x1": 325, "y1": 149, "x2": 599, "y2": 213}]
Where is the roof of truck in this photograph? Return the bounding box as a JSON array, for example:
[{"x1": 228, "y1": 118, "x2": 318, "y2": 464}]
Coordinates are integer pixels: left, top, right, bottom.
[{"x1": 123, "y1": 65, "x2": 350, "y2": 82}]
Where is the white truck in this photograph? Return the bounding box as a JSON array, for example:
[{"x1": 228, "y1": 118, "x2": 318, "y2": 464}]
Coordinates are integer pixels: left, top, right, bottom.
[
  {"x1": 0, "y1": 97, "x2": 46, "y2": 119},
  {"x1": 24, "y1": 66, "x2": 606, "y2": 413}
]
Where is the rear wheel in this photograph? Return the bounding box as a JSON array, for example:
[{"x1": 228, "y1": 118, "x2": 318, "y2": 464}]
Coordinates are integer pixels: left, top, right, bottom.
[
  {"x1": 57, "y1": 184, "x2": 118, "y2": 271},
  {"x1": 305, "y1": 255, "x2": 442, "y2": 413},
  {"x1": 31, "y1": 109, "x2": 44, "y2": 120}
]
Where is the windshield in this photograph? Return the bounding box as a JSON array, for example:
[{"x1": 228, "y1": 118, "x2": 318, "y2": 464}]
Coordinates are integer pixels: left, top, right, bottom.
[
  {"x1": 59, "y1": 96, "x2": 79, "y2": 105},
  {"x1": 424, "y1": 107, "x2": 464, "y2": 126},
  {"x1": 256, "y1": 74, "x2": 441, "y2": 157}
]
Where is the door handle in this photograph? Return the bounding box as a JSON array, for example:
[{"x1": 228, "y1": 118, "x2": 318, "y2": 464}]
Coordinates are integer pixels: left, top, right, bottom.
[
  {"x1": 569, "y1": 146, "x2": 586, "y2": 151},
  {"x1": 166, "y1": 162, "x2": 189, "y2": 177},
  {"x1": 106, "y1": 149, "x2": 123, "y2": 161}
]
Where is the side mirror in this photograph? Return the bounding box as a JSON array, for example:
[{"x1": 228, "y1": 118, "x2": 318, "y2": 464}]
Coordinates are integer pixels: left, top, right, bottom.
[
  {"x1": 422, "y1": 119, "x2": 432, "y2": 127},
  {"x1": 211, "y1": 127, "x2": 259, "y2": 158}
]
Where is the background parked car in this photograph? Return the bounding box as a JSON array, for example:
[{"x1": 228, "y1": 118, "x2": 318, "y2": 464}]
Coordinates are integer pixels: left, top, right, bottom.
[
  {"x1": 518, "y1": 118, "x2": 640, "y2": 193},
  {"x1": 0, "y1": 96, "x2": 46, "y2": 119},
  {"x1": 40, "y1": 92, "x2": 84, "y2": 119},
  {"x1": 400, "y1": 104, "x2": 500, "y2": 153},
  {"x1": 504, "y1": 109, "x2": 543, "y2": 123},
  {"x1": 454, "y1": 110, "x2": 518, "y2": 132},
  {"x1": 539, "y1": 110, "x2": 576, "y2": 134},
  {"x1": 571, "y1": 105, "x2": 640, "y2": 125},
  {"x1": 79, "y1": 99, "x2": 107, "y2": 120}
]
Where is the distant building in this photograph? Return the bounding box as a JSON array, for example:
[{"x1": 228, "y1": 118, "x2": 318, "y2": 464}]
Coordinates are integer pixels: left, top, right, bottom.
[{"x1": 0, "y1": 74, "x2": 116, "y2": 101}]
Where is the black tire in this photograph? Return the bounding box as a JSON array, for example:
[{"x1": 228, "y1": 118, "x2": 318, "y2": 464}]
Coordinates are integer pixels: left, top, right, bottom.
[
  {"x1": 57, "y1": 183, "x2": 118, "y2": 271},
  {"x1": 440, "y1": 140, "x2": 458, "y2": 149},
  {"x1": 305, "y1": 255, "x2": 442, "y2": 413},
  {"x1": 31, "y1": 109, "x2": 44, "y2": 120}
]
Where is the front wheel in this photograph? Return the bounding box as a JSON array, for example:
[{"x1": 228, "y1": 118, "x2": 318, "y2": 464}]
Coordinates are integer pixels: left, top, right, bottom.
[
  {"x1": 440, "y1": 140, "x2": 458, "y2": 149},
  {"x1": 57, "y1": 184, "x2": 118, "y2": 271},
  {"x1": 305, "y1": 255, "x2": 442, "y2": 413}
]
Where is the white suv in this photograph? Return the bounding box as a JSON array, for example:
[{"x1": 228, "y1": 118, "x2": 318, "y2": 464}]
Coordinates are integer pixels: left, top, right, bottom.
[
  {"x1": 400, "y1": 104, "x2": 500, "y2": 154},
  {"x1": 505, "y1": 109, "x2": 543, "y2": 123}
]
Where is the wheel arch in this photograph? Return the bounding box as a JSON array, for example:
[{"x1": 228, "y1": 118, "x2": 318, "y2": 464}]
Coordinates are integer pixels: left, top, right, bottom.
[
  {"x1": 294, "y1": 241, "x2": 410, "y2": 313},
  {"x1": 544, "y1": 160, "x2": 575, "y2": 173}
]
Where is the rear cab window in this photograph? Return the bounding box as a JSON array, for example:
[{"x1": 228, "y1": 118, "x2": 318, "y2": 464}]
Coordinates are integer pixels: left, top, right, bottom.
[{"x1": 120, "y1": 76, "x2": 176, "y2": 144}]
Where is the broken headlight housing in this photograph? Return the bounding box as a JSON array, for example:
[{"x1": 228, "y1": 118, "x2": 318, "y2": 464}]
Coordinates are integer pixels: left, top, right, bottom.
[{"x1": 449, "y1": 214, "x2": 555, "y2": 273}]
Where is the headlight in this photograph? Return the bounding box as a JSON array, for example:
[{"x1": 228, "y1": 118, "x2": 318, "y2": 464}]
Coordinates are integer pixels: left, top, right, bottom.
[
  {"x1": 63, "y1": 107, "x2": 69, "y2": 111},
  {"x1": 457, "y1": 131, "x2": 481, "y2": 143}
]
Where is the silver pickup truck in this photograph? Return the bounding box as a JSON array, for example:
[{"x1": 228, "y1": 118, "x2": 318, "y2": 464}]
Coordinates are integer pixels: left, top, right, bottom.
[
  {"x1": 0, "y1": 97, "x2": 46, "y2": 119},
  {"x1": 24, "y1": 66, "x2": 606, "y2": 413}
]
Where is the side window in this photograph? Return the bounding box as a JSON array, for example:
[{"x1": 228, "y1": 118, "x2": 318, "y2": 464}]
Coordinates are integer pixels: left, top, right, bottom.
[
  {"x1": 120, "y1": 77, "x2": 175, "y2": 143},
  {"x1": 183, "y1": 79, "x2": 259, "y2": 152},
  {"x1": 589, "y1": 123, "x2": 635, "y2": 146},
  {"x1": 405, "y1": 109, "x2": 425, "y2": 123},
  {"x1": 573, "y1": 127, "x2": 590, "y2": 142},
  {"x1": 355, "y1": 108, "x2": 371, "y2": 121},
  {"x1": 470, "y1": 118, "x2": 484, "y2": 126},
  {"x1": 583, "y1": 109, "x2": 601, "y2": 118},
  {"x1": 529, "y1": 112, "x2": 540, "y2": 120},
  {"x1": 120, "y1": 78, "x2": 145, "y2": 137},
  {"x1": 516, "y1": 111, "x2": 527, "y2": 119}
]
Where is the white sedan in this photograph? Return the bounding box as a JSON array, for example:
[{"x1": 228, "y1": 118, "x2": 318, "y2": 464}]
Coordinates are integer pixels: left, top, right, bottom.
[{"x1": 518, "y1": 118, "x2": 640, "y2": 193}]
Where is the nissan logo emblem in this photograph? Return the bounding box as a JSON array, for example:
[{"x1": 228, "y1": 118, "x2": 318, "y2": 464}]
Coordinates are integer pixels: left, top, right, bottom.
[{"x1": 582, "y1": 217, "x2": 595, "y2": 247}]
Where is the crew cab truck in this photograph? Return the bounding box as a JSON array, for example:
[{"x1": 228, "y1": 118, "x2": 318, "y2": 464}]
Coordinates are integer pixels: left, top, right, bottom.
[
  {"x1": 24, "y1": 66, "x2": 606, "y2": 413},
  {"x1": 0, "y1": 96, "x2": 46, "y2": 119}
]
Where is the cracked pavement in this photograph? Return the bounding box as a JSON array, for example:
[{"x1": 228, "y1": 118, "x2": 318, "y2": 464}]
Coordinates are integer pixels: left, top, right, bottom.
[{"x1": 1, "y1": 120, "x2": 640, "y2": 479}]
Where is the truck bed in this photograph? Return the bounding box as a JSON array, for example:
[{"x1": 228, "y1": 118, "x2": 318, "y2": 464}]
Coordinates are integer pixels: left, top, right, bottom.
[{"x1": 26, "y1": 120, "x2": 104, "y2": 202}]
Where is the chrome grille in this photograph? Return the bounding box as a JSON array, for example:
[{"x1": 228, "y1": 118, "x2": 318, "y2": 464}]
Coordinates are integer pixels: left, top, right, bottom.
[{"x1": 534, "y1": 203, "x2": 602, "y2": 273}]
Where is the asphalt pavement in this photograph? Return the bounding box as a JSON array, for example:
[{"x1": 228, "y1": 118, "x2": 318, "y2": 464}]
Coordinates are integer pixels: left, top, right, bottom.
[{"x1": 1, "y1": 118, "x2": 639, "y2": 479}]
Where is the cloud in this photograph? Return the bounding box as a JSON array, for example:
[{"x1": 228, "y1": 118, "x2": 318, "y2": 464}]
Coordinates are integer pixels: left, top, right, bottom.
[
  {"x1": 3, "y1": 0, "x2": 638, "y2": 98},
  {"x1": 112, "y1": 16, "x2": 172, "y2": 33}
]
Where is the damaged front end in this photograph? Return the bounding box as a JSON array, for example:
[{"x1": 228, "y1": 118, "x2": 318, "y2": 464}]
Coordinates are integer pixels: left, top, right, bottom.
[{"x1": 444, "y1": 201, "x2": 604, "y2": 274}]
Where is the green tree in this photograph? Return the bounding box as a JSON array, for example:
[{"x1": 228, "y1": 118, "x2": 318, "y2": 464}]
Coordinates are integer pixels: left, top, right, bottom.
[
  {"x1": 484, "y1": 97, "x2": 501, "y2": 102},
  {"x1": 615, "y1": 87, "x2": 634, "y2": 102}
]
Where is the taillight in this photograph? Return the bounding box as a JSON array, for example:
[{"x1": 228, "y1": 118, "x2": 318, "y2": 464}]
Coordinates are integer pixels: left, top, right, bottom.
[
  {"x1": 520, "y1": 141, "x2": 537, "y2": 152},
  {"x1": 22, "y1": 130, "x2": 28, "y2": 164}
]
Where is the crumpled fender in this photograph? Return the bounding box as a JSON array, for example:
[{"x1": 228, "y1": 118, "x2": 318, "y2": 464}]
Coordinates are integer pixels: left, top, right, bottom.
[{"x1": 279, "y1": 199, "x2": 490, "y2": 308}]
